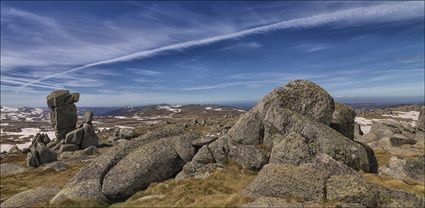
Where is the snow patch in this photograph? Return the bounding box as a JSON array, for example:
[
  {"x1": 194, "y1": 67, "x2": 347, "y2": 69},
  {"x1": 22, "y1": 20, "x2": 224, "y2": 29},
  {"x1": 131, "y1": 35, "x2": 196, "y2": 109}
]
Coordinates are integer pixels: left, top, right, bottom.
[
  {"x1": 114, "y1": 116, "x2": 127, "y2": 119},
  {"x1": 1, "y1": 106, "x2": 19, "y2": 113},
  {"x1": 2, "y1": 128, "x2": 55, "y2": 140},
  {"x1": 158, "y1": 105, "x2": 181, "y2": 113},
  {"x1": 0, "y1": 143, "x2": 32, "y2": 153},
  {"x1": 117, "y1": 125, "x2": 135, "y2": 129},
  {"x1": 205, "y1": 106, "x2": 223, "y2": 111},
  {"x1": 382, "y1": 111, "x2": 420, "y2": 121}
]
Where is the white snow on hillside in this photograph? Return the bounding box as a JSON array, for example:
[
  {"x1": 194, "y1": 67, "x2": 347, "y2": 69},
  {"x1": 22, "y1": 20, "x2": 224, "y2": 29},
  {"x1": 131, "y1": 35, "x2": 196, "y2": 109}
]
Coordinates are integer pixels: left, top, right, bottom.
[
  {"x1": 1, "y1": 106, "x2": 49, "y2": 121},
  {"x1": 205, "y1": 106, "x2": 223, "y2": 111},
  {"x1": 158, "y1": 105, "x2": 181, "y2": 113},
  {"x1": 355, "y1": 110, "x2": 420, "y2": 134},
  {"x1": 0, "y1": 143, "x2": 32, "y2": 153},
  {"x1": 2, "y1": 128, "x2": 55, "y2": 139}
]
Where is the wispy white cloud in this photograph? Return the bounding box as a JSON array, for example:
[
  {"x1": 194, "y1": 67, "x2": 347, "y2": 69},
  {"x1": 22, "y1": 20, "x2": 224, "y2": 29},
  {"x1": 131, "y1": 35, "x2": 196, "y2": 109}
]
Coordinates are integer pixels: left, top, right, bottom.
[
  {"x1": 213, "y1": 41, "x2": 262, "y2": 52},
  {"x1": 18, "y1": 1, "x2": 424, "y2": 89},
  {"x1": 127, "y1": 68, "x2": 162, "y2": 76},
  {"x1": 293, "y1": 44, "x2": 330, "y2": 53}
]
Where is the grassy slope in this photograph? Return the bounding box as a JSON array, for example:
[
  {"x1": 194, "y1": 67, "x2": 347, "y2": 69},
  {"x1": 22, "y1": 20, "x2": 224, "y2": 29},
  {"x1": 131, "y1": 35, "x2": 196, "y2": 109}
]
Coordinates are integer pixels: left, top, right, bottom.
[
  {"x1": 362, "y1": 148, "x2": 425, "y2": 198},
  {"x1": 112, "y1": 162, "x2": 256, "y2": 207},
  {"x1": 0, "y1": 154, "x2": 85, "y2": 204},
  {"x1": 1, "y1": 145, "x2": 423, "y2": 207}
]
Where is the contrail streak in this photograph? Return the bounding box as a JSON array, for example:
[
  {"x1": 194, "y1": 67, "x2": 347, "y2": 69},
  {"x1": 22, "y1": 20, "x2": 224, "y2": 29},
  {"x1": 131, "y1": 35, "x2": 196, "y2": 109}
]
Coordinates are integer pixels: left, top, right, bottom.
[{"x1": 21, "y1": 2, "x2": 423, "y2": 88}]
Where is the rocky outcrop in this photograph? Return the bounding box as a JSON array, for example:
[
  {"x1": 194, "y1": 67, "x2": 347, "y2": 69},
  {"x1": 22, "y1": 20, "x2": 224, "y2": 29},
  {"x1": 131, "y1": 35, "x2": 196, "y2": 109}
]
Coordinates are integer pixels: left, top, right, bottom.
[
  {"x1": 47, "y1": 90, "x2": 79, "y2": 141},
  {"x1": 1, "y1": 186, "x2": 60, "y2": 208},
  {"x1": 26, "y1": 134, "x2": 57, "y2": 167},
  {"x1": 50, "y1": 124, "x2": 191, "y2": 204},
  {"x1": 101, "y1": 134, "x2": 198, "y2": 200},
  {"x1": 330, "y1": 103, "x2": 356, "y2": 140},
  {"x1": 51, "y1": 80, "x2": 379, "y2": 205},
  {"x1": 64, "y1": 111, "x2": 99, "y2": 149},
  {"x1": 179, "y1": 80, "x2": 377, "y2": 179},
  {"x1": 25, "y1": 91, "x2": 102, "y2": 168},
  {"x1": 244, "y1": 162, "x2": 422, "y2": 208}
]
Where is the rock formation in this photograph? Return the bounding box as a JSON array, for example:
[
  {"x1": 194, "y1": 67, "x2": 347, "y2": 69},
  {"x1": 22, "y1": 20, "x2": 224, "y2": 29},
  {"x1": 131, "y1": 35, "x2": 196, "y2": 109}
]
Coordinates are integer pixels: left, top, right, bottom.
[
  {"x1": 1, "y1": 187, "x2": 61, "y2": 208},
  {"x1": 64, "y1": 111, "x2": 99, "y2": 149},
  {"x1": 50, "y1": 124, "x2": 190, "y2": 204},
  {"x1": 50, "y1": 80, "x2": 381, "y2": 205},
  {"x1": 25, "y1": 90, "x2": 101, "y2": 167},
  {"x1": 179, "y1": 80, "x2": 377, "y2": 178},
  {"x1": 26, "y1": 133, "x2": 57, "y2": 167},
  {"x1": 47, "y1": 90, "x2": 80, "y2": 141}
]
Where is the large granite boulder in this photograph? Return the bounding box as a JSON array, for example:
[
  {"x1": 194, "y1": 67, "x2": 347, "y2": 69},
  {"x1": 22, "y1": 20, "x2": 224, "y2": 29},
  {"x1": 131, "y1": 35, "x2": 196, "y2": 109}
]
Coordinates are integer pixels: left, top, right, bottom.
[
  {"x1": 245, "y1": 162, "x2": 422, "y2": 208},
  {"x1": 253, "y1": 80, "x2": 335, "y2": 125},
  {"x1": 50, "y1": 124, "x2": 189, "y2": 204},
  {"x1": 330, "y1": 103, "x2": 356, "y2": 140},
  {"x1": 264, "y1": 107, "x2": 376, "y2": 172},
  {"x1": 1, "y1": 186, "x2": 60, "y2": 208},
  {"x1": 101, "y1": 134, "x2": 195, "y2": 200}
]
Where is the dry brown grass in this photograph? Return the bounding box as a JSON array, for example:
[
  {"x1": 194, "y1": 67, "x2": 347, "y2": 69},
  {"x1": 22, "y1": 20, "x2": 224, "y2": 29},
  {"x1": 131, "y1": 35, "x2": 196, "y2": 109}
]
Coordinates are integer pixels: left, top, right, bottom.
[
  {"x1": 373, "y1": 149, "x2": 394, "y2": 167},
  {"x1": 0, "y1": 153, "x2": 27, "y2": 165},
  {"x1": 112, "y1": 161, "x2": 257, "y2": 208},
  {"x1": 373, "y1": 148, "x2": 422, "y2": 167},
  {"x1": 363, "y1": 173, "x2": 425, "y2": 197},
  {"x1": 0, "y1": 161, "x2": 85, "y2": 204}
]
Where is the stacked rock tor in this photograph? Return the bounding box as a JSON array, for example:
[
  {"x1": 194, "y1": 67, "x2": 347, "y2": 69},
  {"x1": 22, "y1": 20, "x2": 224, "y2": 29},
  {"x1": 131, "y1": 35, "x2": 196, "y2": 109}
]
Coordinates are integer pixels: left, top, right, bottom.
[
  {"x1": 47, "y1": 90, "x2": 80, "y2": 141},
  {"x1": 26, "y1": 90, "x2": 99, "y2": 167}
]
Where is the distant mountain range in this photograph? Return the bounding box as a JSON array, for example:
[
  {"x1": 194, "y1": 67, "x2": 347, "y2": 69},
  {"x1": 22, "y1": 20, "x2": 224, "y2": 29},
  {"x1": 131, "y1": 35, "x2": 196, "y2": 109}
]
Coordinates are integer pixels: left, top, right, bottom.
[
  {"x1": 0, "y1": 104, "x2": 246, "y2": 121},
  {"x1": 2, "y1": 100, "x2": 423, "y2": 122}
]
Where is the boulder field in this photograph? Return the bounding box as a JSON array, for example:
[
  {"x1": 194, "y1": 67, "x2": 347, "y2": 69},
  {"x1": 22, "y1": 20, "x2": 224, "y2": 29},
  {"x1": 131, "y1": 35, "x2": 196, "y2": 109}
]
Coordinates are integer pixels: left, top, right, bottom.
[{"x1": 37, "y1": 80, "x2": 421, "y2": 207}]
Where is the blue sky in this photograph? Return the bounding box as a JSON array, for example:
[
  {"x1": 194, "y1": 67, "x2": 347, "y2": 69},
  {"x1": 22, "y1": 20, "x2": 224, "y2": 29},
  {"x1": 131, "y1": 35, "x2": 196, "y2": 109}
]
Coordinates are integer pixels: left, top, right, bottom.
[{"x1": 1, "y1": 1, "x2": 424, "y2": 107}]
